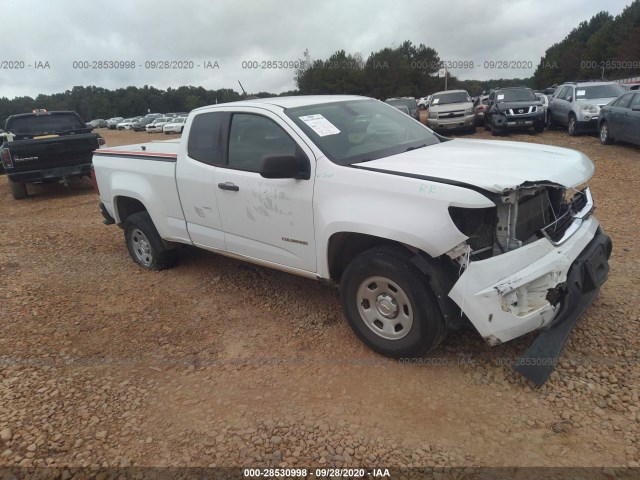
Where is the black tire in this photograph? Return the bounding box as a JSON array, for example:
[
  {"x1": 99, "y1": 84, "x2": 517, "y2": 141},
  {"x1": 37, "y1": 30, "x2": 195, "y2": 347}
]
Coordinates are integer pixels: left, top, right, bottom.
[
  {"x1": 340, "y1": 246, "x2": 445, "y2": 358},
  {"x1": 124, "y1": 211, "x2": 177, "y2": 271},
  {"x1": 7, "y1": 177, "x2": 28, "y2": 200},
  {"x1": 599, "y1": 121, "x2": 614, "y2": 145},
  {"x1": 490, "y1": 122, "x2": 500, "y2": 136},
  {"x1": 467, "y1": 125, "x2": 477, "y2": 134},
  {"x1": 180, "y1": 127, "x2": 184, "y2": 133},
  {"x1": 534, "y1": 124, "x2": 545, "y2": 134},
  {"x1": 568, "y1": 114, "x2": 579, "y2": 136},
  {"x1": 484, "y1": 117, "x2": 491, "y2": 131}
]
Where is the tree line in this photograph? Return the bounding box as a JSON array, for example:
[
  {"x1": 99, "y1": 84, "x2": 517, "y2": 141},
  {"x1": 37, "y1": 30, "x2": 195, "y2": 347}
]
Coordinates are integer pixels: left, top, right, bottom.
[{"x1": 532, "y1": 0, "x2": 640, "y2": 88}]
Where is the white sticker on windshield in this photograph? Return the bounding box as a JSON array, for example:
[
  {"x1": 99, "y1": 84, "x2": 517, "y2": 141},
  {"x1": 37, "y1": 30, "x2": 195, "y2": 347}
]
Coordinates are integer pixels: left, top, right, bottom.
[
  {"x1": 299, "y1": 114, "x2": 340, "y2": 136},
  {"x1": 577, "y1": 90, "x2": 586, "y2": 96},
  {"x1": 497, "y1": 94, "x2": 505, "y2": 100},
  {"x1": 432, "y1": 98, "x2": 440, "y2": 104}
]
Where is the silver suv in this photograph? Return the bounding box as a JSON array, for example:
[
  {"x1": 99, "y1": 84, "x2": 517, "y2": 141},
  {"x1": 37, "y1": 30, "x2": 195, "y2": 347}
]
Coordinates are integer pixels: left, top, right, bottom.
[
  {"x1": 426, "y1": 90, "x2": 475, "y2": 133},
  {"x1": 548, "y1": 81, "x2": 625, "y2": 136}
]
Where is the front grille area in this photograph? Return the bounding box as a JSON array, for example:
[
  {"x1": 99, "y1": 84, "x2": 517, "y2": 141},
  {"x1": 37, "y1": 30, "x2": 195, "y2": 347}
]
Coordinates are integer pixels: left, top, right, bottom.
[
  {"x1": 439, "y1": 111, "x2": 465, "y2": 118},
  {"x1": 515, "y1": 190, "x2": 553, "y2": 241},
  {"x1": 507, "y1": 106, "x2": 535, "y2": 115}
]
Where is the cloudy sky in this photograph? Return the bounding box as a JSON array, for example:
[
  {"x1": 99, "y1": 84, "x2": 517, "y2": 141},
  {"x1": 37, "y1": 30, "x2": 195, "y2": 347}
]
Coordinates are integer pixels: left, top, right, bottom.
[{"x1": 0, "y1": 0, "x2": 632, "y2": 99}]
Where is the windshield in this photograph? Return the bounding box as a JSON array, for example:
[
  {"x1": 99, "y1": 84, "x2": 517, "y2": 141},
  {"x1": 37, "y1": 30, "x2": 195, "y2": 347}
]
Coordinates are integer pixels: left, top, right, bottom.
[
  {"x1": 7, "y1": 113, "x2": 86, "y2": 134},
  {"x1": 285, "y1": 99, "x2": 440, "y2": 165},
  {"x1": 497, "y1": 89, "x2": 536, "y2": 102},
  {"x1": 577, "y1": 84, "x2": 624, "y2": 100},
  {"x1": 430, "y1": 92, "x2": 469, "y2": 105}
]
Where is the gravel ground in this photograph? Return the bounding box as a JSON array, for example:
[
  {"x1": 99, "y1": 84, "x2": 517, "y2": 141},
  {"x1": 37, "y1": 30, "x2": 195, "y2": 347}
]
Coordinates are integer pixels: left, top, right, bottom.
[{"x1": 0, "y1": 126, "x2": 639, "y2": 469}]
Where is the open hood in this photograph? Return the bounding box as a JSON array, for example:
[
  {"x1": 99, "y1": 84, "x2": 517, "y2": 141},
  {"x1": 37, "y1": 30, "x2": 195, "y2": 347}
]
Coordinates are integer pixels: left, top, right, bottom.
[{"x1": 354, "y1": 138, "x2": 594, "y2": 193}]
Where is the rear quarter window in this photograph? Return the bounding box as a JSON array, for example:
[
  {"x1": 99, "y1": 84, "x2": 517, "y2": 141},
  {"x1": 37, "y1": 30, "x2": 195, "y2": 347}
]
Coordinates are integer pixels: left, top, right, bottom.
[{"x1": 187, "y1": 112, "x2": 225, "y2": 165}]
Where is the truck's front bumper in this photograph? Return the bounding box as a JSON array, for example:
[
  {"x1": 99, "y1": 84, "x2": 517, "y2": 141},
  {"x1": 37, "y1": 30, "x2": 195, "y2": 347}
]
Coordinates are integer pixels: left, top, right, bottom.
[{"x1": 449, "y1": 217, "x2": 611, "y2": 384}]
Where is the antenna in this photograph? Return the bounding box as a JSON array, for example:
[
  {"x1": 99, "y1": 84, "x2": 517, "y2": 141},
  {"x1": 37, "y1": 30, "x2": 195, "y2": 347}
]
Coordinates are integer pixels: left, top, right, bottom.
[{"x1": 238, "y1": 81, "x2": 247, "y2": 96}]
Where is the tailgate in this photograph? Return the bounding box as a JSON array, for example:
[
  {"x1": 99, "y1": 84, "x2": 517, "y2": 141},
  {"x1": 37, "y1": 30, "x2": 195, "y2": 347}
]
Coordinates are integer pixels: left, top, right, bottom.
[{"x1": 3, "y1": 134, "x2": 100, "y2": 172}]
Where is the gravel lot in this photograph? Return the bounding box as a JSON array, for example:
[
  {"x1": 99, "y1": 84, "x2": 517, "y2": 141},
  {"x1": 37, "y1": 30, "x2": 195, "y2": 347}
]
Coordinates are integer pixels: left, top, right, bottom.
[{"x1": 0, "y1": 125, "x2": 639, "y2": 470}]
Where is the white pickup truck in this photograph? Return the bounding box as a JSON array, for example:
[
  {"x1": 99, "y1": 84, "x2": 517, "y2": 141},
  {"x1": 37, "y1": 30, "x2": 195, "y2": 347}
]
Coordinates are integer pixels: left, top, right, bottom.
[{"x1": 93, "y1": 95, "x2": 611, "y2": 385}]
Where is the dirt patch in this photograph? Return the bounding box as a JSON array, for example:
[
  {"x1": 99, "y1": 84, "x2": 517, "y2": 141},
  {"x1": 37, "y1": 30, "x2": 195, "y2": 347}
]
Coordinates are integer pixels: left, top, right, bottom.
[{"x1": 0, "y1": 128, "x2": 638, "y2": 468}]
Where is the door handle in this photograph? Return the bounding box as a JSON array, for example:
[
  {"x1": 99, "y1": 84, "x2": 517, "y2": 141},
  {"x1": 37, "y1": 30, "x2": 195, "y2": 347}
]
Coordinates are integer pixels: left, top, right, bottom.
[{"x1": 218, "y1": 182, "x2": 239, "y2": 192}]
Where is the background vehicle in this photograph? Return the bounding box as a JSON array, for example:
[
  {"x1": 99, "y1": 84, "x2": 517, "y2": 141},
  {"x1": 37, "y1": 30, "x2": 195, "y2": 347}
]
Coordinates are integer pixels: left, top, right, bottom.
[
  {"x1": 547, "y1": 81, "x2": 625, "y2": 136},
  {"x1": 0, "y1": 110, "x2": 104, "y2": 199},
  {"x1": 163, "y1": 117, "x2": 187, "y2": 134},
  {"x1": 473, "y1": 95, "x2": 489, "y2": 126},
  {"x1": 417, "y1": 96, "x2": 431, "y2": 110},
  {"x1": 131, "y1": 117, "x2": 157, "y2": 132},
  {"x1": 146, "y1": 117, "x2": 173, "y2": 133},
  {"x1": 107, "y1": 117, "x2": 123, "y2": 130},
  {"x1": 93, "y1": 95, "x2": 611, "y2": 385},
  {"x1": 535, "y1": 92, "x2": 549, "y2": 123},
  {"x1": 426, "y1": 90, "x2": 475, "y2": 133},
  {"x1": 385, "y1": 97, "x2": 420, "y2": 121},
  {"x1": 87, "y1": 119, "x2": 108, "y2": 128},
  {"x1": 598, "y1": 91, "x2": 640, "y2": 146},
  {"x1": 485, "y1": 87, "x2": 545, "y2": 135}
]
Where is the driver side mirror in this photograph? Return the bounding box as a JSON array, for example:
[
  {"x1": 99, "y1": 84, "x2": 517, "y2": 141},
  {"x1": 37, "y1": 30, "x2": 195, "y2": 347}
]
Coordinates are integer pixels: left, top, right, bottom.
[
  {"x1": 260, "y1": 154, "x2": 310, "y2": 180},
  {"x1": 566, "y1": 96, "x2": 573, "y2": 102}
]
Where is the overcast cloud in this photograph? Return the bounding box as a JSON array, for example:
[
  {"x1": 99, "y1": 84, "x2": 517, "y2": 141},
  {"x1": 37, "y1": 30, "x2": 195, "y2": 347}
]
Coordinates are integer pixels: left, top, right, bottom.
[{"x1": 0, "y1": 0, "x2": 632, "y2": 99}]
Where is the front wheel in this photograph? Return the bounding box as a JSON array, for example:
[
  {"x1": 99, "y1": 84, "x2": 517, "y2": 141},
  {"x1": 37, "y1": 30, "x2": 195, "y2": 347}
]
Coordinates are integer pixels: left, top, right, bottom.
[
  {"x1": 7, "y1": 177, "x2": 28, "y2": 200},
  {"x1": 599, "y1": 121, "x2": 614, "y2": 145},
  {"x1": 340, "y1": 246, "x2": 445, "y2": 358},
  {"x1": 568, "y1": 115, "x2": 578, "y2": 136},
  {"x1": 124, "y1": 212, "x2": 177, "y2": 271}
]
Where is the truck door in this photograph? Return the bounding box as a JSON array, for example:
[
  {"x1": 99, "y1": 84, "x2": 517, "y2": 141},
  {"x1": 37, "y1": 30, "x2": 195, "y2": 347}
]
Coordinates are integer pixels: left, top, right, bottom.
[
  {"x1": 175, "y1": 111, "x2": 226, "y2": 250},
  {"x1": 216, "y1": 111, "x2": 317, "y2": 273}
]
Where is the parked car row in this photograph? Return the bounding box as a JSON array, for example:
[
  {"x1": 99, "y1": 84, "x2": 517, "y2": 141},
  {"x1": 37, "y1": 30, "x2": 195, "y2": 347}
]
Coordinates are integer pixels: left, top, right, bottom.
[
  {"x1": 100, "y1": 112, "x2": 189, "y2": 131},
  {"x1": 409, "y1": 79, "x2": 637, "y2": 146}
]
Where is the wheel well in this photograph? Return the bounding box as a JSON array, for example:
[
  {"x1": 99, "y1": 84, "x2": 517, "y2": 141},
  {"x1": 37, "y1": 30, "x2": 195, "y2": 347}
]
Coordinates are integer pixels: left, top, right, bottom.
[
  {"x1": 327, "y1": 232, "x2": 409, "y2": 282},
  {"x1": 115, "y1": 196, "x2": 147, "y2": 224}
]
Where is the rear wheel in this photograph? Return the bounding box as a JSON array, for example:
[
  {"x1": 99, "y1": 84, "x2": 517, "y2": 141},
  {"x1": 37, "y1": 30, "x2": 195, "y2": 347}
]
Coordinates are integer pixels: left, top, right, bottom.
[
  {"x1": 340, "y1": 246, "x2": 445, "y2": 358},
  {"x1": 124, "y1": 212, "x2": 177, "y2": 271},
  {"x1": 7, "y1": 177, "x2": 28, "y2": 200},
  {"x1": 599, "y1": 121, "x2": 614, "y2": 145}
]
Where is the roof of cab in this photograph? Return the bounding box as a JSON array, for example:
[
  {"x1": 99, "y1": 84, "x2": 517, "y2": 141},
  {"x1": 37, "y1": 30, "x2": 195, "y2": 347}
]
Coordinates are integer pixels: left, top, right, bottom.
[{"x1": 192, "y1": 95, "x2": 370, "y2": 112}]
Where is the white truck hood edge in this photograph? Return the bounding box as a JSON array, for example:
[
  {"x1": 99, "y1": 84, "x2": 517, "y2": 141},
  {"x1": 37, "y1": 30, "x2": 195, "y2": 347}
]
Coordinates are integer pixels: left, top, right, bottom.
[{"x1": 353, "y1": 138, "x2": 594, "y2": 193}]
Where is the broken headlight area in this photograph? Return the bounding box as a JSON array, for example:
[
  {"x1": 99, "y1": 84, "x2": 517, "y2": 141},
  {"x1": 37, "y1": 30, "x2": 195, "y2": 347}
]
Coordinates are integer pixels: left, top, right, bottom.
[
  {"x1": 447, "y1": 185, "x2": 594, "y2": 265},
  {"x1": 499, "y1": 270, "x2": 565, "y2": 317}
]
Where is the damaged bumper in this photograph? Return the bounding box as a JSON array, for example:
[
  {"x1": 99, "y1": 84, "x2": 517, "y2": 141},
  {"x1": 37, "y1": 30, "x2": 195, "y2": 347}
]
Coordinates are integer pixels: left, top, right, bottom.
[{"x1": 449, "y1": 217, "x2": 611, "y2": 384}]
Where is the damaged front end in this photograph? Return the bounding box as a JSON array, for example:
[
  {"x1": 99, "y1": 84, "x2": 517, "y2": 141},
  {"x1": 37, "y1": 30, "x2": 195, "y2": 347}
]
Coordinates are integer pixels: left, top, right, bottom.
[{"x1": 445, "y1": 182, "x2": 611, "y2": 385}]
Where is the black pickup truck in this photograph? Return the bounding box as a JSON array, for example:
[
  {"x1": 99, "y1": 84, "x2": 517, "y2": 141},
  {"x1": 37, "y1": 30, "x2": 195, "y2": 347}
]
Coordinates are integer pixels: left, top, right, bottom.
[{"x1": 0, "y1": 110, "x2": 104, "y2": 199}]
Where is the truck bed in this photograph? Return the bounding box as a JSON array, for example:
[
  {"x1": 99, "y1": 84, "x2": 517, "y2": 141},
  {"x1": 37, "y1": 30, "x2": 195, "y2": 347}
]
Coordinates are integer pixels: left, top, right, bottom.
[{"x1": 93, "y1": 140, "x2": 190, "y2": 243}]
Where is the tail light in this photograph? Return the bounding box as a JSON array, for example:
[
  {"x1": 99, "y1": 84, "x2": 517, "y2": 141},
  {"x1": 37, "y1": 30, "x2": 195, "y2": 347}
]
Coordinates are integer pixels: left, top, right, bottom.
[
  {"x1": 0, "y1": 148, "x2": 13, "y2": 169},
  {"x1": 97, "y1": 136, "x2": 106, "y2": 147},
  {"x1": 90, "y1": 164, "x2": 99, "y2": 193}
]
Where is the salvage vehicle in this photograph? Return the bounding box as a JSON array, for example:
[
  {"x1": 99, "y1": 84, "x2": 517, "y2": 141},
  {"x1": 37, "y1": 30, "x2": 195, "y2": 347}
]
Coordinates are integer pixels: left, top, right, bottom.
[
  {"x1": 385, "y1": 98, "x2": 420, "y2": 121},
  {"x1": 1, "y1": 110, "x2": 105, "y2": 199},
  {"x1": 598, "y1": 91, "x2": 640, "y2": 146},
  {"x1": 547, "y1": 81, "x2": 625, "y2": 136},
  {"x1": 484, "y1": 87, "x2": 545, "y2": 135},
  {"x1": 92, "y1": 95, "x2": 612, "y2": 385},
  {"x1": 426, "y1": 90, "x2": 475, "y2": 133}
]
